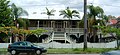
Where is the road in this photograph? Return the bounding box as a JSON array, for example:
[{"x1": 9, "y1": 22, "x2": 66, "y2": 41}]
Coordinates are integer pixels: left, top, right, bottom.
[
  {"x1": 0, "y1": 52, "x2": 100, "y2": 55},
  {"x1": 47, "y1": 54, "x2": 100, "y2": 55}
]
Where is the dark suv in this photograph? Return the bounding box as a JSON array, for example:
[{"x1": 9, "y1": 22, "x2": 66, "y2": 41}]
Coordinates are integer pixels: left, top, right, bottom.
[{"x1": 8, "y1": 41, "x2": 47, "y2": 55}]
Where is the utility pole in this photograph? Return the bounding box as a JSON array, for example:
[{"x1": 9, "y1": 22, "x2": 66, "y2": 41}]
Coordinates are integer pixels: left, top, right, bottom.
[{"x1": 84, "y1": 0, "x2": 87, "y2": 50}]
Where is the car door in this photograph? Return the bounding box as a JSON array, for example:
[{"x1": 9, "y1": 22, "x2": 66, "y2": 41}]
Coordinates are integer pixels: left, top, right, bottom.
[
  {"x1": 24, "y1": 42, "x2": 34, "y2": 52},
  {"x1": 18, "y1": 42, "x2": 26, "y2": 52},
  {"x1": 12, "y1": 42, "x2": 26, "y2": 52}
]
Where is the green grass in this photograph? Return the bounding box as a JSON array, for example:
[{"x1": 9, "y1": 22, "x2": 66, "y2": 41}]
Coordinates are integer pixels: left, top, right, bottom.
[
  {"x1": 47, "y1": 48, "x2": 118, "y2": 54},
  {"x1": 0, "y1": 48, "x2": 119, "y2": 54},
  {"x1": 0, "y1": 48, "x2": 7, "y2": 51}
]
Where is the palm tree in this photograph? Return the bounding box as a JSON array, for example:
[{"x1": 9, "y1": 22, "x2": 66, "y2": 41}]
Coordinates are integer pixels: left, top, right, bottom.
[
  {"x1": 17, "y1": 18, "x2": 30, "y2": 29},
  {"x1": 101, "y1": 15, "x2": 109, "y2": 26},
  {"x1": 87, "y1": 5, "x2": 104, "y2": 42},
  {"x1": 42, "y1": 7, "x2": 55, "y2": 19},
  {"x1": 11, "y1": 3, "x2": 28, "y2": 28},
  {"x1": 41, "y1": 7, "x2": 55, "y2": 33},
  {"x1": 59, "y1": 7, "x2": 80, "y2": 37},
  {"x1": 59, "y1": 7, "x2": 80, "y2": 19},
  {"x1": 11, "y1": 3, "x2": 29, "y2": 42}
]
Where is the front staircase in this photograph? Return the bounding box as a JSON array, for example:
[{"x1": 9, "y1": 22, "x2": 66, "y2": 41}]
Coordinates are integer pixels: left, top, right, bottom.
[
  {"x1": 53, "y1": 32, "x2": 65, "y2": 40},
  {"x1": 44, "y1": 32, "x2": 76, "y2": 43}
]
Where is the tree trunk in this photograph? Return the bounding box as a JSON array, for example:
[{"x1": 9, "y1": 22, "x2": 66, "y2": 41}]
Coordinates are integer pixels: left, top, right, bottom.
[
  {"x1": 69, "y1": 18, "x2": 70, "y2": 36},
  {"x1": 48, "y1": 16, "x2": 50, "y2": 19},
  {"x1": 93, "y1": 28, "x2": 97, "y2": 42},
  {"x1": 93, "y1": 16, "x2": 97, "y2": 43}
]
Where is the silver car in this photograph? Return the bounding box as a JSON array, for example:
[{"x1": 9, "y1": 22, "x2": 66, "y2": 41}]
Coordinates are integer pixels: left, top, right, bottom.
[{"x1": 100, "y1": 50, "x2": 120, "y2": 55}]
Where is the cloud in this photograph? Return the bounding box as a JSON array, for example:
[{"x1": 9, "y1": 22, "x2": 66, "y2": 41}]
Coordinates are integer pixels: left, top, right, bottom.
[
  {"x1": 10, "y1": 0, "x2": 120, "y2": 18},
  {"x1": 87, "y1": 0, "x2": 120, "y2": 17}
]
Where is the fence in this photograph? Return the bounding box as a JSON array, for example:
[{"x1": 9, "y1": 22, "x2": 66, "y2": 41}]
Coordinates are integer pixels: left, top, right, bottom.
[{"x1": 0, "y1": 41, "x2": 117, "y2": 48}]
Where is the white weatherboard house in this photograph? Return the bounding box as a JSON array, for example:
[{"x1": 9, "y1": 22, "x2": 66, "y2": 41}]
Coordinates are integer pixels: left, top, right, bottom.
[{"x1": 22, "y1": 6, "x2": 101, "y2": 43}]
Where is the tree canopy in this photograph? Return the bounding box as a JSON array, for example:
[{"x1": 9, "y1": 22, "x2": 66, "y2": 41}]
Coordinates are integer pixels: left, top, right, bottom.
[
  {"x1": 0, "y1": 0, "x2": 14, "y2": 27},
  {"x1": 59, "y1": 7, "x2": 80, "y2": 19},
  {"x1": 30, "y1": 28, "x2": 48, "y2": 36},
  {"x1": 42, "y1": 7, "x2": 55, "y2": 19}
]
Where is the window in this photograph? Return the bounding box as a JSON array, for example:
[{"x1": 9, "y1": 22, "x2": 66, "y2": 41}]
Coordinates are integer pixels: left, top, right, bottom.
[
  {"x1": 13, "y1": 42, "x2": 20, "y2": 46},
  {"x1": 19, "y1": 42, "x2": 26, "y2": 46},
  {"x1": 13, "y1": 42, "x2": 26, "y2": 46},
  {"x1": 26, "y1": 42, "x2": 33, "y2": 46}
]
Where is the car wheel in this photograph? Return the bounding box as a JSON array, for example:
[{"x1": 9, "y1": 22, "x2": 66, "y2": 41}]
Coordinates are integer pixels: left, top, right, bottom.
[
  {"x1": 11, "y1": 50, "x2": 17, "y2": 55},
  {"x1": 36, "y1": 50, "x2": 41, "y2": 55}
]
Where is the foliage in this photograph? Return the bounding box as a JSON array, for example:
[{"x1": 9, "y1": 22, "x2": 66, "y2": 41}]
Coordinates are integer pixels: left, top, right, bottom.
[
  {"x1": 11, "y1": 3, "x2": 28, "y2": 19},
  {"x1": 17, "y1": 18, "x2": 26, "y2": 28},
  {"x1": 23, "y1": 19, "x2": 30, "y2": 29},
  {"x1": 94, "y1": 25, "x2": 120, "y2": 37},
  {"x1": 0, "y1": 27, "x2": 30, "y2": 35},
  {"x1": 107, "y1": 15, "x2": 116, "y2": 19},
  {"x1": 17, "y1": 18, "x2": 30, "y2": 29},
  {"x1": 87, "y1": 5, "x2": 104, "y2": 29},
  {"x1": 42, "y1": 7, "x2": 55, "y2": 19},
  {"x1": 0, "y1": 0, "x2": 14, "y2": 27},
  {"x1": 30, "y1": 28, "x2": 48, "y2": 36},
  {"x1": 94, "y1": 25, "x2": 120, "y2": 49},
  {"x1": 87, "y1": 5, "x2": 104, "y2": 18},
  {"x1": 0, "y1": 27, "x2": 6, "y2": 33},
  {"x1": 11, "y1": 3, "x2": 29, "y2": 28},
  {"x1": 85, "y1": 5, "x2": 105, "y2": 43},
  {"x1": 59, "y1": 7, "x2": 80, "y2": 34},
  {"x1": 18, "y1": 29, "x2": 31, "y2": 35},
  {"x1": 59, "y1": 7, "x2": 80, "y2": 19}
]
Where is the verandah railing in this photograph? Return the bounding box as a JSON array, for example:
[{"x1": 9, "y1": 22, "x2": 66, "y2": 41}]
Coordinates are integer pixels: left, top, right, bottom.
[{"x1": 29, "y1": 27, "x2": 84, "y2": 33}]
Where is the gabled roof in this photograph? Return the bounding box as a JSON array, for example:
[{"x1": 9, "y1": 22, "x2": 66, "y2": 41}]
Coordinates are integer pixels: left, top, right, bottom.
[{"x1": 109, "y1": 19, "x2": 118, "y2": 25}]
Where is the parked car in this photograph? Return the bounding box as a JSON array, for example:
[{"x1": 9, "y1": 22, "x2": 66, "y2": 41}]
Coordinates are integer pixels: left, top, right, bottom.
[
  {"x1": 8, "y1": 41, "x2": 47, "y2": 55},
  {"x1": 100, "y1": 50, "x2": 120, "y2": 55}
]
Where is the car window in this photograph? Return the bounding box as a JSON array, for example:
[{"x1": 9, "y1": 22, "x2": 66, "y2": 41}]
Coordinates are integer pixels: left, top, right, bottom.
[
  {"x1": 12, "y1": 42, "x2": 20, "y2": 46},
  {"x1": 12, "y1": 42, "x2": 25, "y2": 46},
  {"x1": 19, "y1": 42, "x2": 26, "y2": 46},
  {"x1": 26, "y1": 42, "x2": 33, "y2": 46}
]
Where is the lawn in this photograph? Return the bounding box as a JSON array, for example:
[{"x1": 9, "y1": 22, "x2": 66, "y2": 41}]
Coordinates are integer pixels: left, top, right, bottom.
[
  {"x1": 0, "y1": 48, "x2": 118, "y2": 54},
  {"x1": 47, "y1": 48, "x2": 118, "y2": 54}
]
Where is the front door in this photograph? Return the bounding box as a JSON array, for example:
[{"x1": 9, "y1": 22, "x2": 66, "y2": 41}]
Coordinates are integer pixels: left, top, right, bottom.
[{"x1": 55, "y1": 21, "x2": 64, "y2": 32}]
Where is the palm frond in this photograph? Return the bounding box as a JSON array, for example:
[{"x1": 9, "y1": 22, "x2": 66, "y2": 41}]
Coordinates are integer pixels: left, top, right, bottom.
[
  {"x1": 50, "y1": 9, "x2": 56, "y2": 13},
  {"x1": 59, "y1": 10, "x2": 67, "y2": 16},
  {"x1": 43, "y1": 7, "x2": 55, "y2": 18},
  {"x1": 73, "y1": 15, "x2": 80, "y2": 18},
  {"x1": 46, "y1": 7, "x2": 49, "y2": 12},
  {"x1": 11, "y1": 3, "x2": 28, "y2": 18},
  {"x1": 72, "y1": 10, "x2": 79, "y2": 14},
  {"x1": 17, "y1": 7, "x2": 28, "y2": 16},
  {"x1": 59, "y1": 7, "x2": 80, "y2": 19}
]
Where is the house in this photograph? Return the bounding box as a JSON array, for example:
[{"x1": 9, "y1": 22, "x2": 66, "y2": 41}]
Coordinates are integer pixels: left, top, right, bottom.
[
  {"x1": 27, "y1": 16, "x2": 84, "y2": 43},
  {"x1": 24, "y1": 11, "x2": 104, "y2": 43}
]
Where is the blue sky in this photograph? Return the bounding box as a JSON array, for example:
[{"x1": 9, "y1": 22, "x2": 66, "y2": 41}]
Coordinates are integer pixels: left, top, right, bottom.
[{"x1": 10, "y1": 0, "x2": 120, "y2": 19}]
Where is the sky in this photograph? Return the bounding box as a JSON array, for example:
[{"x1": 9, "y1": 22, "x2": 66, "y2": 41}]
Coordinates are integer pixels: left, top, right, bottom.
[{"x1": 9, "y1": 0, "x2": 120, "y2": 19}]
